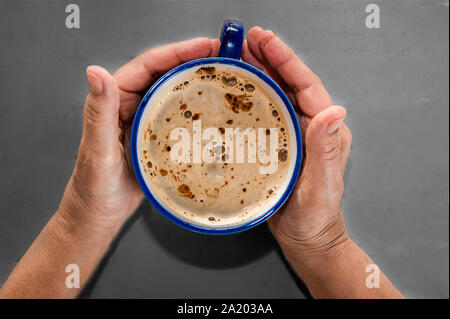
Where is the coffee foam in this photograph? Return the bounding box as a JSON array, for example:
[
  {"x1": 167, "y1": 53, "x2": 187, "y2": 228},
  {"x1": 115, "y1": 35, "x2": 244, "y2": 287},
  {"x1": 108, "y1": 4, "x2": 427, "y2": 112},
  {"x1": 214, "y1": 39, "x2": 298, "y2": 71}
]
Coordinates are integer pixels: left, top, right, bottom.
[{"x1": 138, "y1": 64, "x2": 296, "y2": 228}]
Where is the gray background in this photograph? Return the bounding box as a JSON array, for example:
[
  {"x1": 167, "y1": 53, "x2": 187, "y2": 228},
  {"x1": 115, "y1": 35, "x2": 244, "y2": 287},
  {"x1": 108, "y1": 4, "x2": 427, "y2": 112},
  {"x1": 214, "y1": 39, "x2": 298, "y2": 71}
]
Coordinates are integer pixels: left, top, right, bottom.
[{"x1": 0, "y1": 0, "x2": 448, "y2": 299}]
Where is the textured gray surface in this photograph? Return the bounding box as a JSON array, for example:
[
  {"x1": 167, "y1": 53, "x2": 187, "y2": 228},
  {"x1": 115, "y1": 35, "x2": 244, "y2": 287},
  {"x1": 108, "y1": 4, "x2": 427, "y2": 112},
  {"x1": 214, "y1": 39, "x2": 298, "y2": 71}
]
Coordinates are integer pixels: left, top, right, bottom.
[{"x1": 0, "y1": 0, "x2": 448, "y2": 298}]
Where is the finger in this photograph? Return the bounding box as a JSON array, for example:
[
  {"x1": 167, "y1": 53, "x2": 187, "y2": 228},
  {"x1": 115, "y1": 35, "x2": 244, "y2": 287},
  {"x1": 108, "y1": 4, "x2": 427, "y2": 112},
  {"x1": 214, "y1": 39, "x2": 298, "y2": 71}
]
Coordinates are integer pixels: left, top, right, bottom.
[
  {"x1": 114, "y1": 38, "x2": 220, "y2": 121},
  {"x1": 242, "y1": 39, "x2": 297, "y2": 106},
  {"x1": 83, "y1": 66, "x2": 120, "y2": 154},
  {"x1": 302, "y1": 106, "x2": 347, "y2": 194},
  {"x1": 115, "y1": 38, "x2": 220, "y2": 92},
  {"x1": 246, "y1": 26, "x2": 267, "y2": 64},
  {"x1": 241, "y1": 40, "x2": 268, "y2": 73},
  {"x1": 245, "y1": 28, "x2": 288, "y2": 86},
  {"x1": 248, "y1": 27, "x2": 333, "y2": 117}
]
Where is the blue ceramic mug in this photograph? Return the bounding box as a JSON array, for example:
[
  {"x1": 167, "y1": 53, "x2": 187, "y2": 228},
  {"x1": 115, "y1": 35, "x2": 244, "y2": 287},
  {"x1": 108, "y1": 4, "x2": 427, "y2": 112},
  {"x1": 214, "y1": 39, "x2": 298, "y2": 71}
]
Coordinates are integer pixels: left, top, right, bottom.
[{"x1": 131, "y1": 20, "x2": 302, "y2": 234}]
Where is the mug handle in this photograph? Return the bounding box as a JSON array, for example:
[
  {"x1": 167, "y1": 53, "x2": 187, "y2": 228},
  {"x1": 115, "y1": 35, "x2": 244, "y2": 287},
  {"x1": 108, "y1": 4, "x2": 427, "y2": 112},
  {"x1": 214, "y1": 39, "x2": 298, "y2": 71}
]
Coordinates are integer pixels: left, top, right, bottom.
[{"x1": 219, "y1": 20, "x2": 244, "y2": 60}]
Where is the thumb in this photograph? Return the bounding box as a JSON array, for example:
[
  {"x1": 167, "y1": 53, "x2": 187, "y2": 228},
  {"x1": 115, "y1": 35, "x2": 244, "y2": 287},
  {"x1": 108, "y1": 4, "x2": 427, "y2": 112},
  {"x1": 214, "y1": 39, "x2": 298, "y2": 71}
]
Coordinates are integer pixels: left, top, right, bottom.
[
  {"x1": 82, "y1": 65, "x2": 120, "y2": 151},
  {"x1": 302, "y1": 105, "x2": 347, "y2": 192}
]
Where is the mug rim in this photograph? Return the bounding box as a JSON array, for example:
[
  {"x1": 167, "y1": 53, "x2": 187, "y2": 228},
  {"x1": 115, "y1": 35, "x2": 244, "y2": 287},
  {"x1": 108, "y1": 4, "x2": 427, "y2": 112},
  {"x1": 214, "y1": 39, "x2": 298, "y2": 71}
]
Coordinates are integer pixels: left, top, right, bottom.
[{"x1": 130, "y1": 57, "x2": 303, "y2": 235}]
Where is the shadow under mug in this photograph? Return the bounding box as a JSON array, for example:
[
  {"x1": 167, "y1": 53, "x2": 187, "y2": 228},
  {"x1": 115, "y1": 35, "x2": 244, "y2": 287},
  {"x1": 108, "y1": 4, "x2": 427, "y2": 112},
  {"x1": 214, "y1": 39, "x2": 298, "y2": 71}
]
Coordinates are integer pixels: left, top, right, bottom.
[{"x1": 130, "y1": 20, "x2": 303, "y2": 235}]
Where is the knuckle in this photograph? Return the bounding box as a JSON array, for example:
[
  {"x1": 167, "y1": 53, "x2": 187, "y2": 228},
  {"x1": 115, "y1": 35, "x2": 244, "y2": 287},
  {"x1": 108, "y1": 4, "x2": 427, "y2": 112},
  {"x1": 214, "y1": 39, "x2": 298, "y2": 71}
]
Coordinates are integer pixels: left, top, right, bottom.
[
  {"x1": 320, "y1": 138, "x2": 341, "y2": 161},
  {"x1": 314, "y1": 74, "x2": 323, "y2": 85},
  {"x1": 83, "y1": 95, "x2": 107, "y2": 124}
]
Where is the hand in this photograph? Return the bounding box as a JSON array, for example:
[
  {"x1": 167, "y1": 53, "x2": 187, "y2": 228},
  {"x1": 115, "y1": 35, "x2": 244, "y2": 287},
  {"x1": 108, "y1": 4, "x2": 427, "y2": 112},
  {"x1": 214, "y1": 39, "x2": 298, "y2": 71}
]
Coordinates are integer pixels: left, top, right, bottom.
[
  {"x1": 242, "y1": 27, "x2": 352, "y2": 258},
  {"x1": 57, "y1": 38, "x2": 220, "y2": 234}
]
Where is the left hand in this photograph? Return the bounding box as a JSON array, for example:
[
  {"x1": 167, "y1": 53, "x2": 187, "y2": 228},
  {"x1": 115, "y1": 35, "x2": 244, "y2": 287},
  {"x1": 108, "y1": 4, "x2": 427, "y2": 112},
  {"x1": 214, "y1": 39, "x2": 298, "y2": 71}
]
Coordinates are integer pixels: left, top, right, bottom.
[
  {"x1": 241, "y1": 27, "x2": 352, "y2": 258},
  {"x1": 57, "y1": 38, "x2": 220, "y2": 234}
]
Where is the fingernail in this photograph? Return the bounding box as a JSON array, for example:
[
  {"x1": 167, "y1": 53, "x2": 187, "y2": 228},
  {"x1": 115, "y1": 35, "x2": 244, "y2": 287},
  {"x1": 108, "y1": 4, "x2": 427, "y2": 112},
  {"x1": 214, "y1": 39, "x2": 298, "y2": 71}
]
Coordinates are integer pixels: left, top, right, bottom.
[
  {"x1": 327, "y1": 119, "x2": 343, "y2": 134},
  {"x1": 87, "y1": 70, "x2": 103, "y2": 95}
]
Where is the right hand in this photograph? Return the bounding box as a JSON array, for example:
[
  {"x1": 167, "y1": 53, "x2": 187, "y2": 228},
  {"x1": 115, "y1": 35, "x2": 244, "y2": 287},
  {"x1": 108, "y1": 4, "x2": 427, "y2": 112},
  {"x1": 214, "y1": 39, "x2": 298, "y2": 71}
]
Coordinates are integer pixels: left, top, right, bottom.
[{"x1": 242, "y1": 27, "x2": 353, "y2": 258}]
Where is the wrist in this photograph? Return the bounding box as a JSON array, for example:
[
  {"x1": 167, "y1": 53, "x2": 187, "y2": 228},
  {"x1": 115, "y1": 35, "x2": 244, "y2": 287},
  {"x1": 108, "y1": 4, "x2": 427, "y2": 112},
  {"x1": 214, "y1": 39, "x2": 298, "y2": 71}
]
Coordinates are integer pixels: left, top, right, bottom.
[
  {"x1": 275, "y1": 212, "x2": 352, "y2": 269},
  {"x1": 56, "y1": 203, "x2": 123, "y2": 243},
  {"x1": 54, "y1": 206, "x2": 121, "y2": 240},
  {"x1": 57, "y1": 179, "x2": 126, "y2": 237}
]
